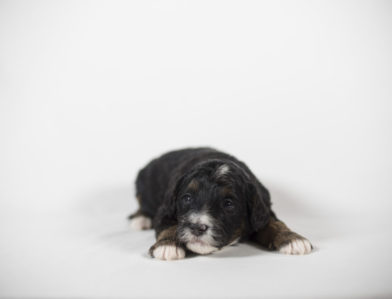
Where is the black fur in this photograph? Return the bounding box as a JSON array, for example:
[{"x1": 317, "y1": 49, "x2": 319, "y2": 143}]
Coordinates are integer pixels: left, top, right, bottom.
[{"x1": 131, "y1": 147, "x2": 274, "y2": 251}]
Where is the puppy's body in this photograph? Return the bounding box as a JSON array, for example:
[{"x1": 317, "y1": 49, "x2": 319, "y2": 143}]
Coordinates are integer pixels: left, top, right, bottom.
[
  {"x1": 134, "y1": 147, "x2": 270, "y2": 222},
  {"x1": 130, "y1": 147, "x2": 312, "y2": 260}
]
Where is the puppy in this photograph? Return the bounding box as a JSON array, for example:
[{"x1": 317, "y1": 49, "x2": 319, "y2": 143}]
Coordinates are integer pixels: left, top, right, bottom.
[{"x1": 129, "y1": 147, "x2": 312, "y2": 260}]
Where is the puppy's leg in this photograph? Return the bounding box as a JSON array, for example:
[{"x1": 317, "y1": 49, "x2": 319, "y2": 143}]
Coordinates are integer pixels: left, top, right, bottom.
[
  {"x1": 149, "y1": 226, "x2": 186, "y2": 261},
  {"x1": 252, "y1": 216, "x2": 312, "y2": 255},
  {"x1": 128, "y1": 196, "x2": 152, "y2": 230}
]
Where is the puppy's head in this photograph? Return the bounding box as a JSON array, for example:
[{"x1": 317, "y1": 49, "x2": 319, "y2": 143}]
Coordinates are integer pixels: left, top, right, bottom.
[{"x1": 171, "y1": 160, "x2": 270, "y2": 255}]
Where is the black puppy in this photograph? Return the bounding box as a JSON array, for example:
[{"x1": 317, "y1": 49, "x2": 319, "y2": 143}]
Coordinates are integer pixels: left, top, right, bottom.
[{"x1": 129, "y1": 147, "x2": 312, "y2": 260}]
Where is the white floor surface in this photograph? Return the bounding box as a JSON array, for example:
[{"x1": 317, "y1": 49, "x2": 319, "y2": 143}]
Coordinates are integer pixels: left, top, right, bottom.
[{"x1": 1, "y1": 1, "x2": 392, "y2": 298}]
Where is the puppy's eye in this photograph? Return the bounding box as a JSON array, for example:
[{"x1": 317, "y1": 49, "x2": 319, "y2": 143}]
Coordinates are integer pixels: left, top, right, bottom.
[
  {"x1": 181, "y1": 194, "x2": 192, "y2": 204},
  {"x1": 223, "y1": 198, "x2": 235, "y2": 209}
]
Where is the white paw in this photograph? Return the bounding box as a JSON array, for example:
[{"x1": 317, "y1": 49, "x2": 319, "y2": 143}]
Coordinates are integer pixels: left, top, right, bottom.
[
  {"x1": 152, "y1": 245, "x2": 186, "y2": 261},
  {"x1": 186, "y1": 241, "x2": 218, "y2": 255},
  {"x1": 279, "y1": 238, "x2": 312, "y2": 255},
  {"x1": 129, "y1": 215, "x2": 152, "y2": 230}
]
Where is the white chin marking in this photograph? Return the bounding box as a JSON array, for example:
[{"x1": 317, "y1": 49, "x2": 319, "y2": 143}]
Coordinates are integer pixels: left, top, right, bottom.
[
  {"x1": 129, "y1": 215, "x2": 152, "y2": 230},
  {"x1": 279, "y1": 238, "x2": 312, "y2": 255},
  {"x1": 186, "y1": 241, "x2": 218, "y2": 255},
  {"x1": 152, "y1": 245, "x2": 186, "y2": 261},
  {"x1": 181, "y1": 212, "x2": 217, "y2": 255}
]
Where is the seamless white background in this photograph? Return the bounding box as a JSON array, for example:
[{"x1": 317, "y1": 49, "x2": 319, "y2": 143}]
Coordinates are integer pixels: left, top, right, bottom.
[{"x1": 1, "y1": 1, "x2": 392, "y2": 298}]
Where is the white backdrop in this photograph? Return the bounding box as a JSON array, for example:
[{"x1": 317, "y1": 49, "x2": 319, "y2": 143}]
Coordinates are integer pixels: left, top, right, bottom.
[{"x1": 1, "y1": 1, "x2": 392, "y2": 298}]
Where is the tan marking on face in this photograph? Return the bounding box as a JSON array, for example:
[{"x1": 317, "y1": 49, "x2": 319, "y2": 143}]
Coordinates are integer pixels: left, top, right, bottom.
[
  {"x1": 220, "y1": 186, "x2": 234, "y2": 198},
  {"x1": 187, "y1": 179, "x2": 199, "y2": 191}
]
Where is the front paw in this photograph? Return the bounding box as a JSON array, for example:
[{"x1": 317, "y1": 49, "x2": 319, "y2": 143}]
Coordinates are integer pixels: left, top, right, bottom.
[
  {"x1": 149, "y1": 241, "x2": 186, "y2": 261},
  {"x1": 278, "y1": 237, "x2": 312, "y2": 255}
]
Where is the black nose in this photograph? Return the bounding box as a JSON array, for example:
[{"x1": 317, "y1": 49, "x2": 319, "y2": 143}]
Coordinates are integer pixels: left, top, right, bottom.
[{"x1": 189, "y1": 223, "x2": 209, "y2": 236}]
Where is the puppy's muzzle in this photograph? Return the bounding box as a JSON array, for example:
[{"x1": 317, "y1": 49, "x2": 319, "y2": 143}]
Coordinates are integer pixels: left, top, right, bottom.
[{"x1": 188, "y1": 223, "x2": 209, "y2": 236}]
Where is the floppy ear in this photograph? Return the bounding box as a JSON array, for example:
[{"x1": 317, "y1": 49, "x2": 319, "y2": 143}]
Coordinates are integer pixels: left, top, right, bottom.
[
  {"x1": 247, "y1": 182, "x2": 271, "y2": 233},
  {"x1": 227, "y1": 161, "x2": 271, "y2": 233},
  {"x1": 153, "y1": 173, "x2": 186, "y2": 234}
]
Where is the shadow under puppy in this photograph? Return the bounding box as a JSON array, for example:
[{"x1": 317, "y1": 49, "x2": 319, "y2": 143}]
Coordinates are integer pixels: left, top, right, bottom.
[{"x1": 129, "y1": 147, "x2": 312, "y2": 260}]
